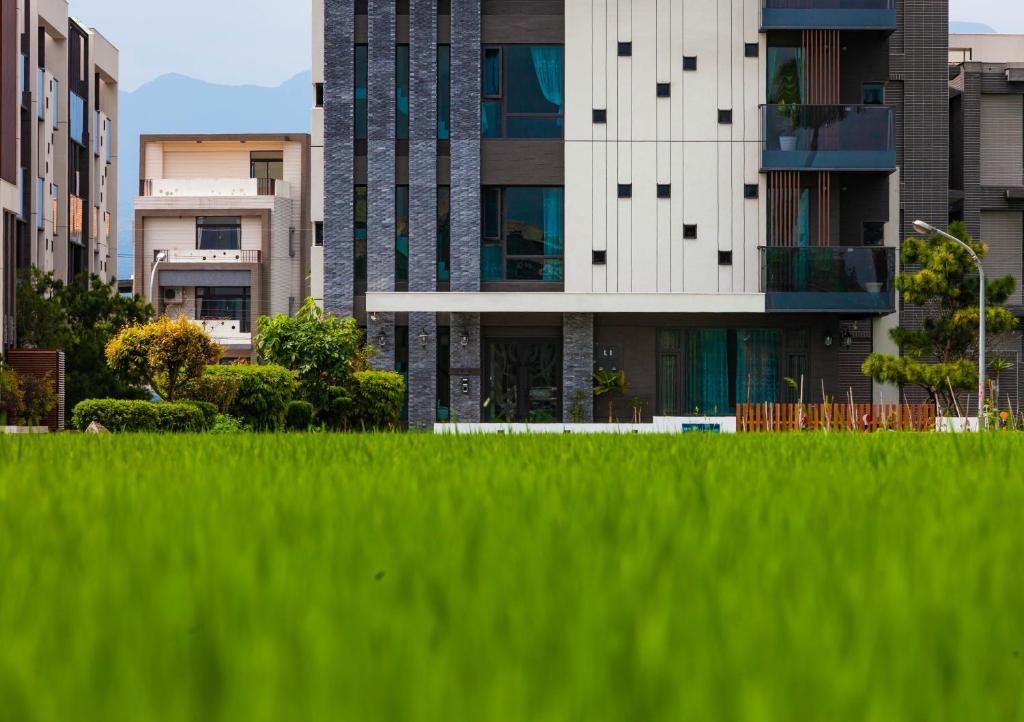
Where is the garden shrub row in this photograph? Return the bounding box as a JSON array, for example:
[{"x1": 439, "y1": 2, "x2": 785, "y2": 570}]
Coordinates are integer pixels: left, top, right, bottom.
[
  {"x1": 321, "y1": 371, "x2": 405, "y2": 431},
  {"x1": 183, "y1": 365, "x2": 298, "y2": 431},
  {"x1": 71, "y1": 399, "x2": 211, "y2": 433}
]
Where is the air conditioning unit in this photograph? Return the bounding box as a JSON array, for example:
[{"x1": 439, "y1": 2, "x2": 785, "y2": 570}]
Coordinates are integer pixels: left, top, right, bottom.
[{"x1": 163, "y1": 287, "x2": 184, "y2": 303}]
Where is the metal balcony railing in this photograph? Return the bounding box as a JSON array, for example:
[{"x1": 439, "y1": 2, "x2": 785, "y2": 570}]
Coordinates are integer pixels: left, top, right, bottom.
[
  {"x1": 154, "y1": 249, "x2": 261, "y2": 264},
  {"x1": 760, "y1": 246, "x2": 896, "y2": 313},
  {"x1": 761, "y1": 105, "x2": 896, "y2": 172}
]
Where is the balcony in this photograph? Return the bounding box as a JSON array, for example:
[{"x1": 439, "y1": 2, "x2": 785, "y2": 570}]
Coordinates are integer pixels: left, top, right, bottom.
[
  {"x1": 760, "y1": 246, "x2": 896, "y2": 313},
  {"x1": 761, "y1": 0, "x2": 896, "y2": 31},
  {"x1": 762, "y1": 105, "x2": 896, "y2": 172},
  {"x1": 155, "y1": 249, "x2": 261, "y2": 264},
  {"x1": 196, "y1": 319, "x2": 252, "y2": 348},
  {"x1": 139, "y1": 177, "x2": 290, "y2": 198}
]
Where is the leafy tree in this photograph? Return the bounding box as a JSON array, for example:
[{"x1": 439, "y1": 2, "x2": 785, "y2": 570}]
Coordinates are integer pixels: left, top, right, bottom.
[
  {"x1": 862, "y1": 222, "x2": 1018, "y2": 410},
  {"x1": 106, "y1": 316, "x2": 223, "y2": 401},
  {"x1": 16, "y1": 269, "x2": 154, "y2": 415},
  {"x1": 256, "y1": 298, "x2": 372, "y2": 410}
]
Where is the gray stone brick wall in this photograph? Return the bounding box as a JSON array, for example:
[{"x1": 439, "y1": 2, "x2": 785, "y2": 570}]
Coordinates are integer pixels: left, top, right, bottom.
[
  {"x1": 369, "y1": 312, "x2": 396, "y2": 371},
  {"x1": 450, "y1": 0, "x2": 481, "y2": 292},
  {"x1": 449, "y1": 312, "x2": 482, "y2": 422},
  {"x1": 407, "y1": 311, "x2": 437, "y2": 429},
  {"x1": 562, "y1": 313, "x2": 594, "y2": 423},
  {"x1": 323, "y1": 0, "x2": 355, "y2": 317}
]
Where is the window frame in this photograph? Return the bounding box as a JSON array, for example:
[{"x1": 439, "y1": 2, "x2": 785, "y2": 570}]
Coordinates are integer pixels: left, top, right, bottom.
[
  {"x1": 481, "y1": 186, "x2": 565, "y2": 283},
  {"x1": 195, "y1": 216, "x2": 243, "y2": 251},
  {"x1": 195, "y1": 286, "x2": 252, "y2": 333},
  {"x1": 481, "y1": 44, "x2": 564, "y2": 139}
]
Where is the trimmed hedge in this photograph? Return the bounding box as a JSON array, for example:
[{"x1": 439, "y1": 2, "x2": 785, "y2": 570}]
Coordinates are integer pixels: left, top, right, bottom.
[
  {"x1": 321, "y1": 371, "x2": 405, "y2": 431},
  {"x1": 201, "y1": 365, "x2": 298, "y2": 431},
  {"x1": 185, "y1": 401, "x2": 218, "y2": 429},
  {"x1": 285, "y1": 401, "x2": 314, "y2": 431},
  {"x1": 71, "y1": 399, "x2": 210, "y2": 433}
]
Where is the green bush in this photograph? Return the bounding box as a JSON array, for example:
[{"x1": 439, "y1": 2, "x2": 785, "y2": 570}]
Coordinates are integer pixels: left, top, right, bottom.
[
  {"x1": 71, "y1": 399, "x2": 208, "y2": 433},
  {"x1": 211, "y1": 414, "x2": 246, "y2": 434},
  {"x1": 184, "y1": 401, "x2": 218, "y2": 429},
  {"x1": 350, "y1": 371, "x2": 405, "y2": 431},
  {"x1": 0, "y1": 368, "x2": 24, "y2": 426},
  {"x1": 204, "y1": 365, "x2": 298, "y2": 431},
  {"x1": 181, "y1": 374, "x2": 242, "y2": 414},
  {"x1": 285, "y1": 400, "x2": 314, "y2": 432}
]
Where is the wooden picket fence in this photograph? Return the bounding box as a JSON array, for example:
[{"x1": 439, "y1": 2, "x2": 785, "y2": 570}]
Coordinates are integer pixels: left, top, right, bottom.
[{"x1": 736, "y1": 403, "x2": 937, "y2": 433}]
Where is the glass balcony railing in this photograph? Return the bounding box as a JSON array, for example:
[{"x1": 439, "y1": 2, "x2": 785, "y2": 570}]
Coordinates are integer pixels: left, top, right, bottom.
[
  {"x1": 760, "y1": 246, "x2": 896, "y2": 313},
  {"x1": 761, "y1": 0, "x2": 896, "y2": 31},
  {"x1": 762, "y1": 105, "x2": 896, "y2": 171}
]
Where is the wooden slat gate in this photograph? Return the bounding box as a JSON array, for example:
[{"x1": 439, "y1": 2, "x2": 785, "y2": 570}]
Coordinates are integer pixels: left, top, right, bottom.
[
  {"x1": 6, "y1": 349, "x2": 66, "y2": 431},
  {"x1": 736, "y1": 403, "x2": 937, "y2": 433}
]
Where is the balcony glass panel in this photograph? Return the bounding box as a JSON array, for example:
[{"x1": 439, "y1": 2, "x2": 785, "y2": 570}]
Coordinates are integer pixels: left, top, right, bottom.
[
  {"x1": 761, "y1": 246, "x2": 896, "y2": 312},
  {"x1": 37, "y1": 69, "x2": 45, "y2": 118},
  {"x1": 69, "y1": 92, "x2": 86, "y2": 145},
  {"x1": 761, "y1": 0, "x2": 897, "y2": 31},
  {"x1": 762, "y1": 105, "x2": 895, "y2": 171}
]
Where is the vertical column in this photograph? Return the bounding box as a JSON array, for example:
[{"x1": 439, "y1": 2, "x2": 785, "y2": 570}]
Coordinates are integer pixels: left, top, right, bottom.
[
  {"x1": 449, "y1": 312, "x2": 482, "y2": 423},
  {"x1": 367, "y1": 0, "x2": 396, "y2": 370},
  {"x1": 407, "y1": 0, "x2": 438, "y2": 429},
  {"x1": 563, "y1": 313, "x2": 595, "y2": 423},
  {"x1": 448, "y1": 0, "x2": 482, "y2": 420},
  {"x1": 323, "y1": 0, "x2": 355, "y2": 317}
]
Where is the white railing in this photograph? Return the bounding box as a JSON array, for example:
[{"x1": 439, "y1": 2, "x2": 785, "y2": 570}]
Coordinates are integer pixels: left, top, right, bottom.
[
  {"x1": 140, "y1": 178, "x2": 290, "y2": 198},
  {"x1": 196, "y1": 319, "x2": 251, "y2": 345},
  {"x1": 155, "y1": 249, "x2": 261, "y2": 264}
]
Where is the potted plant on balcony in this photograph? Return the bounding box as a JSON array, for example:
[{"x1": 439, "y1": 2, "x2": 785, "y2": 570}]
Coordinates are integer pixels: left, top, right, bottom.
[{"x1": 772, "y1": 58, "x2": 802, "y2": 152}]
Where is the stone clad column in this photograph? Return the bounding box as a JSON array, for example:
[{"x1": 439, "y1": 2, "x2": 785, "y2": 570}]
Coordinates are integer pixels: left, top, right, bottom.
[
  {"x1": 563, "y1": 313, "x2": 595, "y2": 423},
  {"x1": 367, "y1": 0, "x2": 396, "y2": 370},
  {"x1": 323, "y1": 0, "x2": 355, "y2": 317}
]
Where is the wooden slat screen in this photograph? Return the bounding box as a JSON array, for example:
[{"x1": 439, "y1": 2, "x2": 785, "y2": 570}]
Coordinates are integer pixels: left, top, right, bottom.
[{"x1": 7, "y1": 350, "x2": 66, "y2": 431}]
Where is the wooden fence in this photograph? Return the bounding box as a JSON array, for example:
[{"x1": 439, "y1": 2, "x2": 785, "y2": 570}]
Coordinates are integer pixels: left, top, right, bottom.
[{"x1": 737, "y1": 403, "x2": 937, "y2": 433}]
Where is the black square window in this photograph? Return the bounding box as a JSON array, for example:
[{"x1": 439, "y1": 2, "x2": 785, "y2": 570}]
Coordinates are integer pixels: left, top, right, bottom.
[
  {"x1": 718, "y1": 109, "x2": 733, "y2": 124},
  {"x1": 744, "y1": 43, "x2": 759, "y2": 58},
  {"x1": 863, "y1": 83, "x2": 885, "y2": 105},
  {"x1": 314, "y1": 83, "x2": 324, "y2": 108},
  {"x1": 618, "y1": 184, "x2": 632, "y2": 199},
  {"x1": 593, "y1": 250, "x2": 607, "y2": 265},
  {"x1": 314, "y1": 221, "x2": 324, "y2": 246},
  {"x1": 657, "y1": 184, "x2": 671, "y2": 199},
  {"x1": 863, "y1": 221, "x2": 885, "y2": 247},
  {"x1": 744, "y1": 184, "x2": 759, "y2": 199},
  {"x1": 683, "y1": 56, "x2": 697, "y2": 71},
  {"x1": 684, "y1": 224, "x2": 698, "y2": 239},
  {"x1": 719, "y1": 251, "x2": 733, "y2": 266},
  {"x1": 593, "y1": 109, "x2": 607, "y2": 124},
  {"x1": 656, "y1": 83, "x2": 671, "y2": 98},
  {"x1": 618, "y1": 42, "x2": 632, "y2": 57}
]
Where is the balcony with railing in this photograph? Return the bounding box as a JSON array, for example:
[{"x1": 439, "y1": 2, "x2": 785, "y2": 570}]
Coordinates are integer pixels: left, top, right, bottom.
[
  {"x1": 760, "y1": 246, "x2": 896, "y2": 313},
  {"x1": 195, "y1": 319, "x2": 252, "y2": 347},
  {"x1": 139, "y1": 177, "x2": 289, "y2": 198},
  {"x1": 155, "y1": 249, "x2": 261, "y2": 264},
  {"x1": 761, "y1": 0, "x2": 896, "y2": 31},
  {"x1": 762, "y1": 105, "x2": 896, "y2": 171}
]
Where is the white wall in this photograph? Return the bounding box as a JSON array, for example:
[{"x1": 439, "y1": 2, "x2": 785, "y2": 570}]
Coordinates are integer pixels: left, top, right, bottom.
[{"x1": 565, "y1": 0, "x2": 765, "y2": 296}]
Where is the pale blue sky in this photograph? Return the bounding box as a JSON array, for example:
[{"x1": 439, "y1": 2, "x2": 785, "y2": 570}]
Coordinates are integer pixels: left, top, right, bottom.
[{"x1": 68, "y1": 0, "x2": 1022, "y2": 92}]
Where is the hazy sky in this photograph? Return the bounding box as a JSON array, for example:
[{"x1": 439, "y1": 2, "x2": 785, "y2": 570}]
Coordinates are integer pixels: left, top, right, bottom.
[
  {"x1": 68, "y1": 0, "x2": 1023, "y2": 91},
  {"x1": 69, "y1": 0, "x2": 312, "y2": 91}
]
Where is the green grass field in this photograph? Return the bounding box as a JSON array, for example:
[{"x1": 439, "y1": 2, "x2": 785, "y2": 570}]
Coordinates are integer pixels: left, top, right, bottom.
[{"x1": 2, "y1": 433, "x2": 1024, "y2": 721}]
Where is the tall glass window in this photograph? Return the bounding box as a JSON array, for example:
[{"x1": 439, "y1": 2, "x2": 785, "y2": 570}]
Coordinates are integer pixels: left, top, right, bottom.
[
  {"x1": 481, "y1": 45, "x2": 564, "y2": 139},
  {"x1": 355, "y1": 185, "x2": 367, "y2": 282},
  {"x1": 397, "y1": 46, "x2": 410, "y2": 140},
  {"x1": 196, "y1": 217, "x2": 242, "y2": 250},
  {"x1": 196, "y1": 287, "x2": 251, "y2": 333},
  {"x1": 767, "y1": 47, "x2": 804, "y2": 104},
  {"x1": 69, "y1": 92, "x2": 86, "y2": 146},
  {"x1": 438, "y1": 45, "x2": 451, "y2": 140},
  {"x1": 355, "y1": 45, "x2": 368, "y2": 140},
  {"x1": 481, "y1": 187, "x2": 563, "y2": 282},
  {"x1": 396, "y1": 186, "x2": 409, "y2": 282},
  {"x1": 437, "y1": 187, "x2": 451, "y2": 282}
]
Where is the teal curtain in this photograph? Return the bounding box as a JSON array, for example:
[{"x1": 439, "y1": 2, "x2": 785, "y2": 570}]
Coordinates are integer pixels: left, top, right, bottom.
[
  {"x1": 795, "y1": 188, "x2": 811, "y2": 290},
  {"x1": 736, "y1": 330, "x2": 780, "y2": 405},
  {"x1": 530, "y1": 46, "x2": 564, "y2": 109},
  {"x1": 541, "y1": 188, "x2": 563, "y2": 256},
  {"x1": 688, "y1": 330, "x2": 730, "y2": 415}
]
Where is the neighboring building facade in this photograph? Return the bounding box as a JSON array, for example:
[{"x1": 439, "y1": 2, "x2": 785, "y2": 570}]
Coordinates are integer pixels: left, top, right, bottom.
[
  {"x1": 0, "y1": 0, "x2": 118, "y2": 353},
  {"x1": 949, "y1": 33, "x2": 1024, "y2": 407},
  {"x1": 317, "y1": 0, "x2": 948, "y2": 428},
  {"x1": 133, "y1": 135, "x2": 311, "y2": 360}
]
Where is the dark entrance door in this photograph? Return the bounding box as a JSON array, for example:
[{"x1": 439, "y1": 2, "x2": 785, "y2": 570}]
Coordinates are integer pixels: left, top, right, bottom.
[{"x1": 485, "y1": 340, "x2": 561, "y2": 422}]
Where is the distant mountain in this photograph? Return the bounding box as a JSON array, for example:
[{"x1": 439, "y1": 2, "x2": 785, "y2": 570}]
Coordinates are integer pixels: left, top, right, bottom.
[
  {"x1": 117, "y1": 71, "x2": 312, "y2": 278},
  {"x1": 950, "y1": 21, "x2": 997, "y2": 34}
]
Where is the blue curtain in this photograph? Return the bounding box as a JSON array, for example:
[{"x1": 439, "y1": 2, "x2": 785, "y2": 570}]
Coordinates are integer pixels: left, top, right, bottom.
[
  {"x1": 541, "y1": 188, "x2": 563, "y2": 256},
  {"x1": 530, "y1": 47, "x2": 564, "y2": 110},
  {"x1": 688, "y1": 330, "x2": 730, "y2": 415},
  {"x1": 736, "y1": 330, "x2": 780, "y2": 405},
  {"x1": 795, "y1": 188, "x2": 811, "y2": 290}
]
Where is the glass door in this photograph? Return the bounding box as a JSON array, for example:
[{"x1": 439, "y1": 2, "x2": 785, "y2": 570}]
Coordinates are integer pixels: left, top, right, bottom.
[{"x1": 485, "y1": 340, "x2": 561, "y2": 422}]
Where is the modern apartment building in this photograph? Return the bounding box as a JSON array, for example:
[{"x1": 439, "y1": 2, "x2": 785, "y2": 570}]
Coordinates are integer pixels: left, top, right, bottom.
[
  {"x1": 0, "y1": 0, "x2": 118, "y2": 353},
  {"x1": 133, "y1": 134, "x2": 311, "y2": 360},
  {"x1": 316, "y1": 0, "x2": 948, "y2": 428},
  {"x1": 949, "y1": 33, "x2": 1024, "y2": 405}
]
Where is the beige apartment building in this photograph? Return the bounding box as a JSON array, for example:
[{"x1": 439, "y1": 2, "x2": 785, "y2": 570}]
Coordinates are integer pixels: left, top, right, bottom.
[
  {"x1": 1, "y1": 0, "x2": 117, "y2": 352},
  {"x1": 133, "y1": 135, "x2": 311, "y2": 360}
]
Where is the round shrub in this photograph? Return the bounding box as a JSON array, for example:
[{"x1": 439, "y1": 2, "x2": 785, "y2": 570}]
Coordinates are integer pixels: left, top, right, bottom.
[
  {"x1": 285, "y1": 400, "x2": 314, "y2": 432},
  {"x1": 203, "y1": 365, "x2": 298, "y2": 431},
  {"x1": 183, "y1": 401, "x2": 218, "y2": 430}
]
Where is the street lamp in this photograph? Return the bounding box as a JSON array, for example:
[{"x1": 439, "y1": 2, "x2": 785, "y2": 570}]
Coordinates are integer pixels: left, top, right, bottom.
[
  {"x1": 149, "y1": 251, "x2": 168, "y2": 318},
  {"x1": 913, "y1": 220, "x2": 985, "y2": 430}
]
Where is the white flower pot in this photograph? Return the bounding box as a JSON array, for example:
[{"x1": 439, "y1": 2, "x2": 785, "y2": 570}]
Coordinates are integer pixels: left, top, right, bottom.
[{"x1": 779, "y1": 135, "x2": 798, "y2": 152}]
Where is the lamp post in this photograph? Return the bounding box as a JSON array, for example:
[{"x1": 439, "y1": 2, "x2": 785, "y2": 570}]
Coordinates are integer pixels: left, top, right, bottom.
[
  {"x1": 149, "y1": 251, "x2": 167, "y2": 318},
  {"x1": 913, "y1": 220, "x2": 985, "y2": 430}
]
